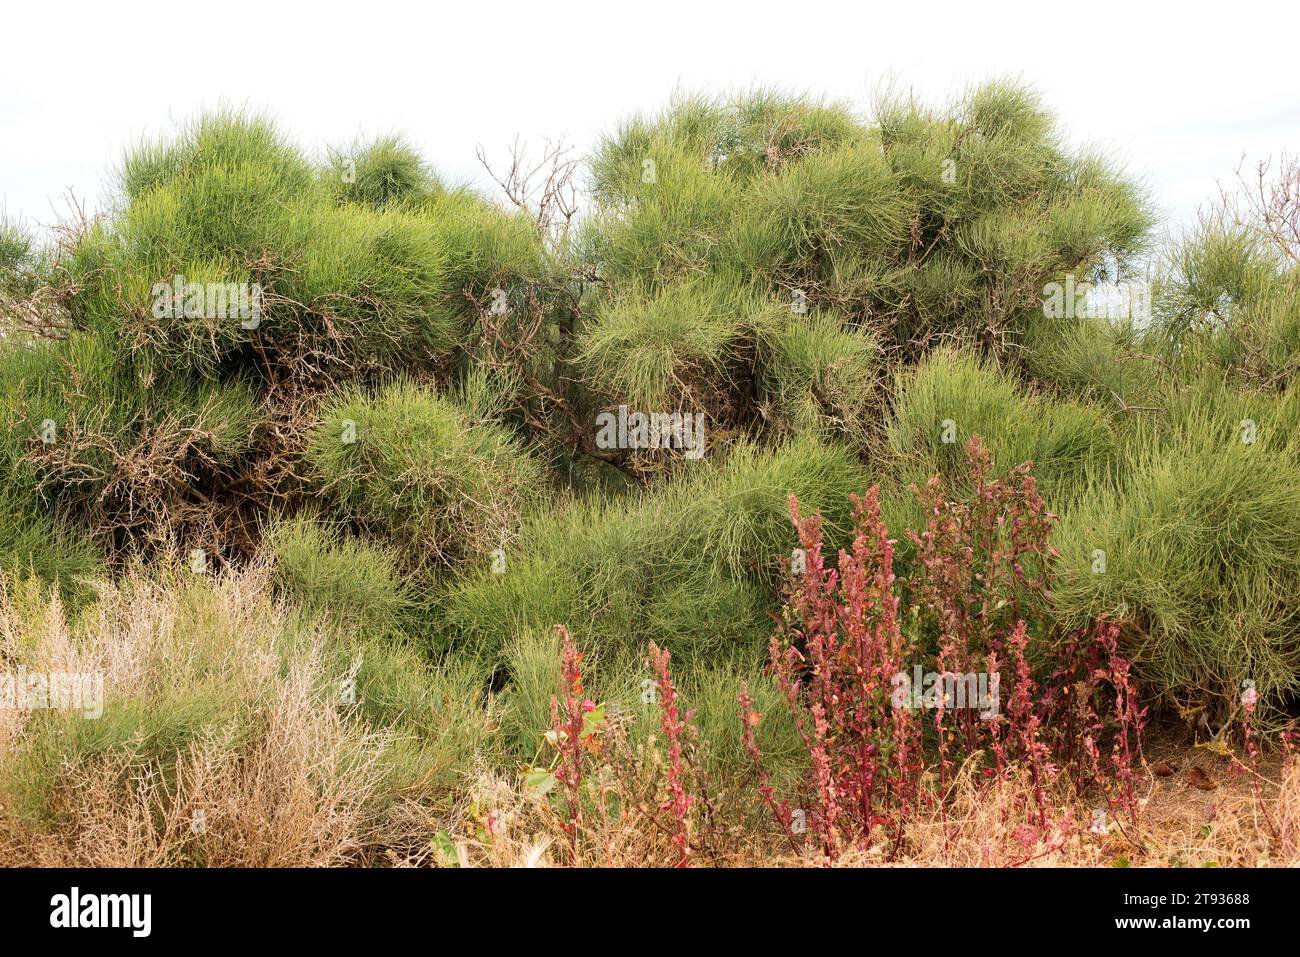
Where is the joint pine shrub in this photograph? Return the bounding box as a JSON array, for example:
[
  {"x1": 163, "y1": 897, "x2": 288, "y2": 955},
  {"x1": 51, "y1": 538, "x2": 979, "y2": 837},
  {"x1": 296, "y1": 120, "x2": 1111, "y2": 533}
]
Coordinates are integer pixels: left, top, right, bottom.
[
  {"x1": 440, "y1": 491, "x2": 775, "y2": 669},
  {"x1": 1050, "y1": 424, "x2": 1300, "y2": 731},
  {"x1": 588, "y1": 155, "x2": 741, "y2": 283},
  {"x1": 584, "y1": 80, "x2": 1150, "y2": 380},
  {"x1": 498, "y1": 626, "x2": 566, "y2": 758},
  {"x1": 676, "y1": 664, "x2": 807, "y2": 800},
  {"x1": 587, "y1": 90, "x2": 863, "y2": 198},
  {"x1": 440, "y1": 436, "x2": 868, "y2": 667},
  {"x1": 725, "y1": 137, "x2": 911, "y2": 284},
  {"x1": 1022, "y1": 315, "x2": 1163, "y2": 412},
  {"x1": 116, "y1": 109, "x2": 315, "y2": 208},
  {"x1": 1, "y1": 216, "x2": 78, "y2": 341},
  {"x1": 271, "y1": 200, "x2": 456, "y2": 367},
  {"x1": 753, "y1": 309, "x2": 881, "y2": 441},
  {"x1": 303, "y1": 379, "x2": 544, "y2": 568},
  {"x1": 674, "y1": 436, "x2": 865, "y2": 585},
  {"x1": 1154, "y1": 212, "x2": 1300, "y2": 391},
  {"x1": 63, "y1": 111, "x2": 545, "y2": 389},
  {"x1": 9, "y1": 85, "x2": 1300, "y2": 867},
  {"x1": 0, "y1": 217, "x2": 33, "y2": 281},
  {"x1": 414, "y1": 186, "x2": 546, "y2": 327},
  {"x1": 574, "y1": 275, "x2": 753, "y2": 412},
  {"x1": 0, "y1": 330, "x2": 261, "y2": 550},
  {"x1": 326, "y1": 134, "x2": 438, "y2": 209},
  {"x1": 888, "y1": 346, "x2": 1114, "y2": 502},
  {"x1": 264, "y1": 514, "x2": 414, "y2": 638},
  {"x1": 498, "y1": 625, "x2": 811, "y2": 865},
  {"x1": 1153, "y1": 371, "x2": 1300, "y2": 460},
  {"x1": 496, "y1": 631, "x2": 807, "y2": 803},
  {"x1": 327, "y1": 638, "x2": 495, "y2": 813},
  {"x1": 0, "y1": 488, "x2": 103, "y2": 608}
]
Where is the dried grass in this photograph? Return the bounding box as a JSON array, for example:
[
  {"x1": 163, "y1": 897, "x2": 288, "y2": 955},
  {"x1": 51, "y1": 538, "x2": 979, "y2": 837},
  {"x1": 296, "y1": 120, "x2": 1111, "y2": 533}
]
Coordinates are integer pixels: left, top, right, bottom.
[{"x1": 0, "y1": 564, "x2": 433, "y2": 867}]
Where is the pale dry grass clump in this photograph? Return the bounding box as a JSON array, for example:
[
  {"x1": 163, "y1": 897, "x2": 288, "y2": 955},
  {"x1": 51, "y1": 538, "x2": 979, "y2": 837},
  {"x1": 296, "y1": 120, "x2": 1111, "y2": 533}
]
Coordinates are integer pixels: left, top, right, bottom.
[
  {"x1": 1271, "y1": 756, "x2": 1300, "y2": 866},
  {"x1": 0, "y1": 563, "x2": 430, "y2": 867},
  {"x1": 4, "y1": 669, "x2": 394, "y2": 867},
  {"x1": 890, "y1": 761, "x2": 1118, "y2": 868},
  {"x1": 865, "y1": 746, "x2": 1298, "y2": 869}
]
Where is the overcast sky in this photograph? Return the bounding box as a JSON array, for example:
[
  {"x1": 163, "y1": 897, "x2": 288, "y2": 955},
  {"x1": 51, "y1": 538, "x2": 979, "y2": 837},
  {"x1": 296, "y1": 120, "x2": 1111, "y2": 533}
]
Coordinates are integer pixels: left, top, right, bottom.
[{"x1": 3, "y1": 0, "x2": 1296, "y2": 237}]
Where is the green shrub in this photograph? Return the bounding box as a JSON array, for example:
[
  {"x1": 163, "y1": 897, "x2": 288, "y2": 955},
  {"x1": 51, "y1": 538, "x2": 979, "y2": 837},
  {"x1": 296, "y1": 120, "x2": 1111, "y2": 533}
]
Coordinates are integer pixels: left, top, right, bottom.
[
  {"x1": 0, "y1": 489, "x2": 103, "y2": 608},
  {"x1": 575, "y1": 275, "x2": 753, "y2": 410},
  {"x1": 675, "y1": 664, "x2": 806, "y2": 796},
  {"x1": 584, "y1": 80, "x2": 1151, "y2": 367},
  {"x1": 889, "y1": 346, "x2": 1114, "y2": 501},
  {"x1": 0, "y1": 216, "x2": 44, "y2": 305},
  {"x1": 303, "y1": 380, "x2": 544, "y2": 567},
  {"x1": 413, "y1": 186, "x2": 545, "y2": 327},
  {"x1": 582, "y1": 140, "x2": 743, "y2": 283},
  {"x1": 327, "y1": 637, "x2": 496, "y2": 807},
  {"x1": 326, "y1": 134, "x2": 437, "y2": 209},
  {"x1": 0, "y1": 218, "x2": 32, "y2": 275},
  {"x1": 272, "y1": 200, "x2": 456, "y2": 363},
  {"x1": 440, "y1": 436, "x2": 868, "y2": 667},
  {"x1": 265, "y1": 515, "x2": 413, "y2": 637},
  {"x1": 725, "y1": 138, "x2": 911, "y2": 282},
  {"x1": 117, "y1": 109, "x2": 314, "y2": 206},
  {"x1": 1051, "y1": 426, "x2": 1300, "y2": 730},
  {"x1": 495, "y1": 628, "x2": 807, "y2": 813},
  {"x1": 1154, "y1": 214, "x2": 1300, "y2": 391},
  {"x1": 1022, "y1": 315, "x2": 1163, "y2": 412},
  {"x1": 64, "y1": 110, "x2": 543, "y2": 387},
  {"x1": 753, "y1": 309, "x2": 880, "y2": 440},
  {"x1": 498, "y1": 626, "x2": 564, "y2": 758},
  {"x1": 0, "y1": 330, "x2": 260, "y2": 544}
]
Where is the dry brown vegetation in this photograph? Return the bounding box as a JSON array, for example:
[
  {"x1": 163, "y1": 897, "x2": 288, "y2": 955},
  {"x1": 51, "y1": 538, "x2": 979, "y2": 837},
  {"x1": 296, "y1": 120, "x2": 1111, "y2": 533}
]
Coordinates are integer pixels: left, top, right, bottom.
[
  {"x1": 0, "y1": 567, "x2": 438, "y2": 866},
  {"x1": 0, "y1": 564, "x2": 1295, "y2": 868}
]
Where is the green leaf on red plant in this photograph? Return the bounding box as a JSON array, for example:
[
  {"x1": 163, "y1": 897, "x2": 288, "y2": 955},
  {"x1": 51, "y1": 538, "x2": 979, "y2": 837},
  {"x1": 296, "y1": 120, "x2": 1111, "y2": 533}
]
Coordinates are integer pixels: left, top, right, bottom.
[
  {"x1": 523, "y1": 767, "x2": 558, "y2": 795},
  {"x1": 582, "y1": 703, "x2": 607, "y2": 736}
]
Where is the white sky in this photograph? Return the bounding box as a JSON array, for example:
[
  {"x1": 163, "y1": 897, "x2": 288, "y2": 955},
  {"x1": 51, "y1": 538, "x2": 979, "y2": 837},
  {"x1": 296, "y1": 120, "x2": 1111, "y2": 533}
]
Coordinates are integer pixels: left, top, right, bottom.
[{"x1": 2, "y1": 0, "x2": 1297, "y2": 237}]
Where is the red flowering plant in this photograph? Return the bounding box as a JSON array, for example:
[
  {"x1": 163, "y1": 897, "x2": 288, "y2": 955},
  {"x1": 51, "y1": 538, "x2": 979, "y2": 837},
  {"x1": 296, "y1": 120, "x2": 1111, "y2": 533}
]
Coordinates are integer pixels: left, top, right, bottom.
[
  {"x1": 908, "y1": 438, "x2": 1147, "y2": 836},
  {"x1": 743, "y1": 437, "x2": 1149, "y2": 861},
  {"x1": 525, "y1": 625, "x2": 606, "y2": 850},
  {"x1": 1040, "y1": 617, "x2": 1147, "y2": 834},
  {"x1": 528, "y1": 627, "x2": 712, "y2": 865},
  {"x1": 744, "y1": 485, "x2": 923, "y2": 860},
  {"x1": 648, "y1": 641, "x2": 696, "y2": 866}
]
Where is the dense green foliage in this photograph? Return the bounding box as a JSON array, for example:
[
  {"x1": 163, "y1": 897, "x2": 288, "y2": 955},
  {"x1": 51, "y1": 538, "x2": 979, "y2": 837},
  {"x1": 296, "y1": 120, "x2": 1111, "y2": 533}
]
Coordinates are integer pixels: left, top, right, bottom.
[{"x1": 1, "y1": 78, "x2": 1297, "y2": 829}]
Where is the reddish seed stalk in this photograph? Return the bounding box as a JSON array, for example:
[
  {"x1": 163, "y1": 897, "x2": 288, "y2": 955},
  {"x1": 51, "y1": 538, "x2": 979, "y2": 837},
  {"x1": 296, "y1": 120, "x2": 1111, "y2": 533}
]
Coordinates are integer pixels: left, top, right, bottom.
[
  {"x1": 648, "y1": 641, "x2": 694, "y2": 867},
  {"x1": 739, "y1": 681, "x2": 801, "y2": 855},
  {"x1": 744, "y1": 438, "x2": 1148, "y2": 863},
  {"x1": 550, "y1": 624, "x2": 586, "y2": 852}
]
